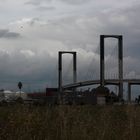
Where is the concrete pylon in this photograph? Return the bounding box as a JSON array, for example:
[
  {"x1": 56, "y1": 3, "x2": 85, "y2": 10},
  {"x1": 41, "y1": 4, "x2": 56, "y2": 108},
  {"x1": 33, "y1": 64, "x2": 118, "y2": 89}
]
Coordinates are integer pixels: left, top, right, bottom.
[
  {"x1": 58, "y1": 51, "x2": 77, "y2": 92},
  {"x1": 128, "y1": 83, "x2": 131, "y2": 102},
  {"x1": 100, "y1": 35, "x2": 123, "y2": 99}
]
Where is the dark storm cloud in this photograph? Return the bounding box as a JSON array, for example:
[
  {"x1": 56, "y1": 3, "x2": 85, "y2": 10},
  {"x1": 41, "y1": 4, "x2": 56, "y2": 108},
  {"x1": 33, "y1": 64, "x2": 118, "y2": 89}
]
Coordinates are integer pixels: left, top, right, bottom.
[
  {"x1": 97, "y1": 3, "x2": 140, "y2": 57},
  {"x1": 0, "y1": 29, "x2": 20, "y2": 39},
  {"x1": 90, "y1": 3, "x2": 140, "y2": 78},
  {"x1": 18, "y1": 1, "x2": 140, "y2": 80},
  {"x1": 2, "y1": 0, "x2": 140, "y2": 90},
  {"x1": 0, "y1": 48, "x2": 58, "y2": 89}
]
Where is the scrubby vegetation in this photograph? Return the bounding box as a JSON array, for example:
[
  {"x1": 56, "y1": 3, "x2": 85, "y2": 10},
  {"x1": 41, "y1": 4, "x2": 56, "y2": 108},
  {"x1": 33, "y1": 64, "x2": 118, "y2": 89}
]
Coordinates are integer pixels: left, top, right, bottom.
[{"x1": 0, "y1": 105, "x2": 139, "y2": 140}]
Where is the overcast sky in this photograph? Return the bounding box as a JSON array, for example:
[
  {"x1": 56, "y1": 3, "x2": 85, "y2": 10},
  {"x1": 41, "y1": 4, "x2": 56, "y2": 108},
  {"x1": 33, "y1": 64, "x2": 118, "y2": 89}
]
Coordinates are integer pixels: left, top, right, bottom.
[{"x1": 0, "y1": 0, "x2": 140, "y2": 94}]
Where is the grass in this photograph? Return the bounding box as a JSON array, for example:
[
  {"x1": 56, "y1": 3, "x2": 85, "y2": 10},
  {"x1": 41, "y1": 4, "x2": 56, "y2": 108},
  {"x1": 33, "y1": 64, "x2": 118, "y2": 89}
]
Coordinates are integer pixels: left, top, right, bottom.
[{"x1": 0, "y1": 104, "x2": 140, "y2": 140}]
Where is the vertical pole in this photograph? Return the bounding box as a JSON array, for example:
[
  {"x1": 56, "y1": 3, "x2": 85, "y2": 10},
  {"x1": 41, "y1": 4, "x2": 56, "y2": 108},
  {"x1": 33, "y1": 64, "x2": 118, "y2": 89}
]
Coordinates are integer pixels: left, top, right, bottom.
[
  {"x1": 128, "y1": 83, "x2": 131, "y2": 102},
  {"x1": 118, "y1": 36, "x2": 123, "y2": 99},
  {"x1": 58, "y1": 52, "x2": 62, "y2": 92},
  {"x1": 100, "y1": 35, "x2": 105, "y2": 86},
  {"x1": 73, "y1": 52, "x2": 77, "y2": 102},
  {"x1": 73, "y1": 52, "x2": 77, "y2": 84},
  {"x1": 20, "y1": 89, "x2": 21, "y2": 97}
]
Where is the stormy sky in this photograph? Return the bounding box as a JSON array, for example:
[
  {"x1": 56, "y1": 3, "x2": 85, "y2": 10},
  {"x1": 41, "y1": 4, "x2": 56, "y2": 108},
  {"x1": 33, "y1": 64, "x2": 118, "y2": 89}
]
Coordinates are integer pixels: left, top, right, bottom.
[{"x1": 0, "y1": 0, "x2": 140, "y2": 94}]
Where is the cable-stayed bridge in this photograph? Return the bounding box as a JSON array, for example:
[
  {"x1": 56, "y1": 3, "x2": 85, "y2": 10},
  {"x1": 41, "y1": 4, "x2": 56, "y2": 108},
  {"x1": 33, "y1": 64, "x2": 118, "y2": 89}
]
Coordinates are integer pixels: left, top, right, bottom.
[
  {"x1": 58, "y1": 35, "x2": 140, "y2": 102},
  {"x1": 63, "y1": 79, "x2": 140, "y2": 88}
]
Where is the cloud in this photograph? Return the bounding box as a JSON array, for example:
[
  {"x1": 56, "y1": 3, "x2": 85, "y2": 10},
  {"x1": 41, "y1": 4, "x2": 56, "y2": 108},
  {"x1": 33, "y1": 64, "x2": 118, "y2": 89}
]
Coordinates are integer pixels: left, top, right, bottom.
[
  {"x1": 0, "y1": 29, "x2": 20, "y2": 39},
  {"x1": 25, "y1": 0, "x2": 56, "y2": 12},
  {"x1": 0, "y1": 47, "x2": 58, "y2": 89},
  {"x1": 7, "y1": 2, "x2": 140, "y2": 83},
  {"x1": 26, "y1": 0, "x2": 91, "y2": 5},
  {"x1": 37, "y1": 6, "x2": 55, "y2": 11},
  {"x1": 25, "y1": 0, "x2": 52, "y2": 6},
  {"x1": 60, "y1": 0, "x2": 91, "y2": 5},
  {"x1": 1, "y1": 0, "x2": 140, "y2": 92}
]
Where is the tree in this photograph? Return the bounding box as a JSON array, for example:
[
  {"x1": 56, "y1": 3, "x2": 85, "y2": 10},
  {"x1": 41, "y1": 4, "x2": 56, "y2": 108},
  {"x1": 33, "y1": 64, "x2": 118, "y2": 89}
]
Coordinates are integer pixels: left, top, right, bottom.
[
  {"x1": 18, "y1": 82, "x2": 23, "y2": 97},
  {"x1": 18, "y1": 82, "x2": 22, "y2": 89}
]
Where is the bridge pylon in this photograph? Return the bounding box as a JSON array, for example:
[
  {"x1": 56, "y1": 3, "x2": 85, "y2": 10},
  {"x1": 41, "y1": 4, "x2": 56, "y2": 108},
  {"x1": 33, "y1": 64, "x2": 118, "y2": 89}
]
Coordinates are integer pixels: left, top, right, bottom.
[
  {"x1": 58, "y1": 51, "x2": 77, "y2": 92},
  {"x1": 100, "y1": 35, "x2": 123, "y2": 99}
]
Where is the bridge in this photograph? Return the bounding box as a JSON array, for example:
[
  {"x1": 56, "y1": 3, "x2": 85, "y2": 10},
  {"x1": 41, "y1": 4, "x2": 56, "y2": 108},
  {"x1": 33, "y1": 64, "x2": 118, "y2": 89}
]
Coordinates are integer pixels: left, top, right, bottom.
[
  {"x1": 62, "y1": 79, "x2": 140, "y2": 102},
  {"x1": 58, "y1": 35, "x2": 140, "y2": 102},
  {"x1": 63, "y1": 79, "x2": 140, "y2": 88}
]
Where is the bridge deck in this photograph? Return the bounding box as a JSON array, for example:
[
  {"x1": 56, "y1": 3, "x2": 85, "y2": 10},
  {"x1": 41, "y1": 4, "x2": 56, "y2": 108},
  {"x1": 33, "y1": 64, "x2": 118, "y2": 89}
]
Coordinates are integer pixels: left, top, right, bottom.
[{"x1": 63, "y1": 79, "x2": 140, "y2": 89}]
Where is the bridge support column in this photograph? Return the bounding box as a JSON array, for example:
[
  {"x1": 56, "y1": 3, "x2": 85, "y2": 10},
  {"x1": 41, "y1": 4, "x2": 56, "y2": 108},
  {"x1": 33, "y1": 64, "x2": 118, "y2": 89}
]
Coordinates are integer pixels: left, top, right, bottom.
[
  {"x1": 118, "y1": 83, "x2": 123, "y2": 100},
  {"x1": 73, "y1": 52, "x2": 77, "y2": 92},
  {"x1": 118, "y1": 36, "x2": 123, "y2": 99},
  {"x1": 128, "y1": 83, "x2": 131, "y2": 102},
  {"x1": 100, "y1": 35, "x2": 105, "y2": 86},
  {"x1": 100, "y1": 35, "x2": 123, "y2": 99},
  {"x1": 73, "y1": 52, "x2": 77, "y2": 85},
  {"x1": 58, "y1": 51, "x2": 77, "y2": 92},
  {"x1": 58, "y1": 52, "x2": 62, "y2": 92}
]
